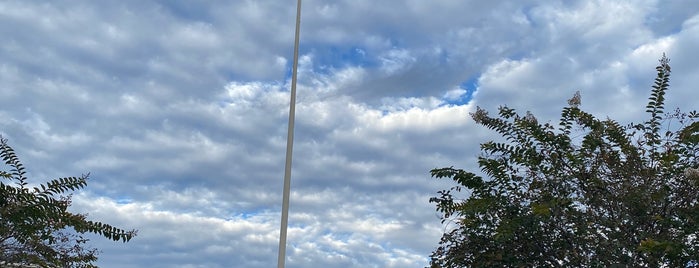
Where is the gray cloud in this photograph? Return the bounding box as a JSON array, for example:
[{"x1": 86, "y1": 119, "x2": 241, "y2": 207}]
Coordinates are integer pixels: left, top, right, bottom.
[{"x1": 0, "y1": 1, "x2": 697, "y2": 267}]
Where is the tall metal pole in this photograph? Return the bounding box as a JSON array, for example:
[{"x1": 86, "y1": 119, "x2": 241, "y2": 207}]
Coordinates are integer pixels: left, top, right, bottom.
[{"x1": 278, "y1": 0, "x2": 301, "y2": 267}]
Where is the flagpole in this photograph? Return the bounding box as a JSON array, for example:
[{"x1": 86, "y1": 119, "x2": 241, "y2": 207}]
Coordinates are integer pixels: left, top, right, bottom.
[{"x1": 278, "y1": 0, "x2": 302, "y2": 267}]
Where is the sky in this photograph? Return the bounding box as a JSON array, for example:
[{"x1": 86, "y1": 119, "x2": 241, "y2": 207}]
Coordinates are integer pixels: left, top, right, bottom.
[{"x1": 0, "y1": 1, "x2": 698, "y2": 267}]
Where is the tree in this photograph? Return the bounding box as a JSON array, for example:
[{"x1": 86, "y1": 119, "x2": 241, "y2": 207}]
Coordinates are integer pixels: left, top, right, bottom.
[
  {"x1": 0, "y1": 137, "x2": 137, "y2": 267},
  {"x1": 429, "y1": 55, "x2": 699, "y2": 267}
]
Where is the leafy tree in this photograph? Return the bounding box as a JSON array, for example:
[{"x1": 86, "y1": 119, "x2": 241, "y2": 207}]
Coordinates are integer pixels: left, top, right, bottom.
[
  {"x1": 0, "y1": 137, "x2": 137, "y2": 267},
  {"x1": 429, "y1": 55, "x2": 699, "y2": 267}
]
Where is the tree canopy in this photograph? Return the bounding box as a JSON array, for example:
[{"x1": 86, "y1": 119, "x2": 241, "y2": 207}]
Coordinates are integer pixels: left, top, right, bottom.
[
  {"x1": 0, "y1": 137, "x2": 137, "y2": 267},
  {"x1": 429, "y1": 55, "x2": 699, "y2": 267}
]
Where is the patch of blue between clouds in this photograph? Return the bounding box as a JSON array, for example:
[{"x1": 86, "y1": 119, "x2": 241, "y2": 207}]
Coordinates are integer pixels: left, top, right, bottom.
[
  {"x1": 328, "y1": 46, "x2": 373, "y2": 67},
  {"x1": 440, "y1": 74, "x2": 480, "y2": 106},
  {"x1": 284, "y1": 45, "x2": 375, "y2": 81},
  {"x1": 116, "y1": 197, "x2": 133, "y2": 205},
  {"x1": 230, "y1": 210, "x2": 267, "y2": 220}
]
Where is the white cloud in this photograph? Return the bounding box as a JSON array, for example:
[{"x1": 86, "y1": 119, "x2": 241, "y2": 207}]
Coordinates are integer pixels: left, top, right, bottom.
[
  {"x1": 72, "y1": 194, "x2": 280, "y2": 268},
  {"x1": 0, "y1": 1, "x2": 697, "y2": 267}
]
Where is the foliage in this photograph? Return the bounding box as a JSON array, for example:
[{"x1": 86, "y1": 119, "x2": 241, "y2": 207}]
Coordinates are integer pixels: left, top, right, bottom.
[
  {"x1": 0, "y1": 137, "x2": 137, "y2": 267},
  {"x1": 429, "y1": 55, "x2": 699, "y2": 267}
]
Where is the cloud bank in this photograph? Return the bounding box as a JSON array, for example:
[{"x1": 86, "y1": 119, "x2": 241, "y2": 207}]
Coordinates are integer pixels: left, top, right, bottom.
[{"x1": 0, "y1": 1, "x2": 698, "y2": 267}]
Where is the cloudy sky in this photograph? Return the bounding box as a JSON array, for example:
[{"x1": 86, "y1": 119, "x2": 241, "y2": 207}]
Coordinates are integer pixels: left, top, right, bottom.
[{"x1": 1, "y1": 1, "x2": 698, "y2": 267}]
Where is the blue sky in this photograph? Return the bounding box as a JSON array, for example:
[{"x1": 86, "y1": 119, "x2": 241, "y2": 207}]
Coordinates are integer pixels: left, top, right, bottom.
[{"x1": 1, "y1": 1, "x2": 698, "y2": 267}]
